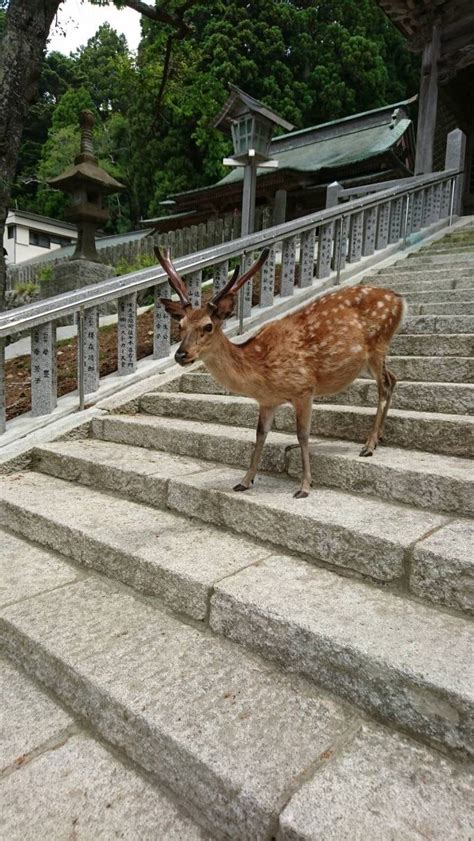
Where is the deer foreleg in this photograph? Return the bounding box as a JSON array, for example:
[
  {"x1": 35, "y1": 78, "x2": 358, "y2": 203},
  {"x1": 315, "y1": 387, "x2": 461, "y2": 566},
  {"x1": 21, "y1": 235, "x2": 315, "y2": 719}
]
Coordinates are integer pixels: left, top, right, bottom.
[
  {"x1": 360, "y1": 356, "x2": 396, "y2": 457},
  {"x1": 234, "y1": 405, "x2": 276, "y2": 492},
  {"x1": 293, "y1": 394, "x2": 313, "y2": 499}
]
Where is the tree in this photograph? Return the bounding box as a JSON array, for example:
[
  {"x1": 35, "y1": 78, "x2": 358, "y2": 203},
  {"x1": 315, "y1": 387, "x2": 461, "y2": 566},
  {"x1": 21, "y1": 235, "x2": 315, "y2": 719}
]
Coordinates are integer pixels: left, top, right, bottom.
[{"x1": 0, "y1": 0, "x2": 197, "y2": 309}]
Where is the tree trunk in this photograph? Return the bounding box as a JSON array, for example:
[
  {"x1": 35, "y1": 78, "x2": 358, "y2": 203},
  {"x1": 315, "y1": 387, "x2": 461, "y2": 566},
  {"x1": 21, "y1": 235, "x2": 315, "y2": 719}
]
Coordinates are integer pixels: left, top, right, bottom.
[{"x1": 0, "y1": 0, "x2": 61, "y2": 310}]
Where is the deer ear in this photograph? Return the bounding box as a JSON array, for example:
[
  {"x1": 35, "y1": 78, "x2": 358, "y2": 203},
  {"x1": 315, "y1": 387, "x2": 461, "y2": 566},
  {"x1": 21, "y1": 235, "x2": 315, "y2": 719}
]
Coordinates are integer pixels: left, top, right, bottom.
[
  {"x1": 208, "y1": 294, "x2": 235, "y2": 321},
  {"x1": 160, "y1": 298, "x2": 186, "y2": 321}
]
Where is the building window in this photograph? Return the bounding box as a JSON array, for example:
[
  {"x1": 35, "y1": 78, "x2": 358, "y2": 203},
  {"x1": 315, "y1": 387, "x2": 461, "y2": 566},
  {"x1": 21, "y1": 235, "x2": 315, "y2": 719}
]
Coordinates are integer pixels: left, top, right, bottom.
[
  {"x1": 50, "y1": 235, "x2": 72, "y2": 246},
  {"x1": 29, "y1": 230, "x2": 51, "y2": 249},
  {"x1": 7, "y1": 225, "x2": 15, "y2": 239}
]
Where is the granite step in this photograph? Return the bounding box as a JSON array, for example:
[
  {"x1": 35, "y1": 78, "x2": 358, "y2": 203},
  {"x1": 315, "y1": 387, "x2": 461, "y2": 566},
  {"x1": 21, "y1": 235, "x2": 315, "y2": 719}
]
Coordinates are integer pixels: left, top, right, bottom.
[
  {"x1": 0, "y1": 566, "x2": 353, "y2": 841},
  {"x1": 179, "y1": 373, "x2": 474, "y2": 414},
  {"x1": 27, "y1": 438, "x2": 473, "y2": 616},
  {"x1": 390, "y1": 334, "x2": 474, "y2": 357},
  {"x1": 0, "y1": 469, "x2": 273, "y2": 623},
  {"x1": 403, "y1": 288, "x2": 474, "y2": 302},
  {"x1": 87, "y1": 415, "x2": 474, "y2": 516},
  {"x1": 183, "y1": 354, "x2": 474, "y2": 384},
  {"x1": 166, "y1": 466, "x2": 472, "y2": 615},
  {"x1": 407, "y1": 301, "x2": 474, "y2": 315},
  {"x1": 0, "y1": 656, "x2": 210, "y2": 841},
  {"x1": 2, "y1": 563, "x2": 472, "y2": 839},
  {"x1": 361, "y1": 355, "x2": 473, "y2": 382},
  {"x1": 141, "y1": 392, "x2": 474, "y2": 457},
  {"x1": 367, "y1": 276, "x2": 473, "y2": 291},
  {"x1": 400, "y1": 253, "x2": 474, "y2": 266},
  {"x1": 402, "y1": 314, "x2": 474, "y2": 333},
  {"x1": 375, "y1": 265, "x2": 474, "y2": 277},
  {"x1": 0, "y1": 457, "x2": 459, "y2": 599}
]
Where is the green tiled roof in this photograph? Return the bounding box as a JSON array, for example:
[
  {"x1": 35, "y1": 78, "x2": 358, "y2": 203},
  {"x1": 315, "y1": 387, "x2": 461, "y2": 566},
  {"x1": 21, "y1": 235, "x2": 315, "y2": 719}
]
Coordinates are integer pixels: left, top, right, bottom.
[{"x1": 219, "y1": 118, "x2": 411, "y2": 185}]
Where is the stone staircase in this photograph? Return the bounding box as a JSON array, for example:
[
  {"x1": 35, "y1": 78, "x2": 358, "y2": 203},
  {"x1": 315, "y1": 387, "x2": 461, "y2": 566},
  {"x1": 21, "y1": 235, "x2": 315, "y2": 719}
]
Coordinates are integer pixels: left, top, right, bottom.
[{"x1": 1, "y1": 227, "x2": 473, "y2": 839}]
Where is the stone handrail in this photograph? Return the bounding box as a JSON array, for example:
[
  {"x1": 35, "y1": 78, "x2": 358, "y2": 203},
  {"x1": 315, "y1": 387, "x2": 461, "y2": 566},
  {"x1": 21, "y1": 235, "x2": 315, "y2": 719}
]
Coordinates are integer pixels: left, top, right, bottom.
[{"x1": 0, "y1": 167, "x2": 461, "y2": 434}]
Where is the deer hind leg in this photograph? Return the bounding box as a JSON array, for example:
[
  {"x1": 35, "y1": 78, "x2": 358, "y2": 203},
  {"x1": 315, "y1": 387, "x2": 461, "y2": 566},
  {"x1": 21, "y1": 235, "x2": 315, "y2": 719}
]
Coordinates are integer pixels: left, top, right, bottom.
[
  {"x1": 234, "y1": 405, "x2": 276, "y2": 492},
  {"x1": 360, "y1": 353, "x2": 397, "y2": 457},
  {"x1": 293, "y1": 393, "x2": 313, "y2": 499}
]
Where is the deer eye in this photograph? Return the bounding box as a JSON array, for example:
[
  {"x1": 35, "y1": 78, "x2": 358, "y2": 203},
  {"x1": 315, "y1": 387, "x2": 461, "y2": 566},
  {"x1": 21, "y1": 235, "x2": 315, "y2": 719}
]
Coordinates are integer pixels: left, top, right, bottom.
[{"x1": 203, "y1": 323, "x2": 213, "y2": 334}]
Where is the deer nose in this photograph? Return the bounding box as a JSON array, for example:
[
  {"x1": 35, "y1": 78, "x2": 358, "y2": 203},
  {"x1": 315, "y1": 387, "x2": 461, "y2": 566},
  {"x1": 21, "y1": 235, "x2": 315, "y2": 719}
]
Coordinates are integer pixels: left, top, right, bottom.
[{"x1": 175, "y1": 349, "x2": 188, "y2": 365}]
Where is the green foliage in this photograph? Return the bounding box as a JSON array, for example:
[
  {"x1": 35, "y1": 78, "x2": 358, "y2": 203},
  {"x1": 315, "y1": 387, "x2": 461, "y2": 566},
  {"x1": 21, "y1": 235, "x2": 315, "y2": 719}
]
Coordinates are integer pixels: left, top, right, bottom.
[
  {"x1": 15, "y1": 281, "x2": 40, "y2": 296},
  {"x1": 11, "y1": 1, "x2": 420, "y2": 231},
  {"x1": 115, "y1": 251, "x2": 156, "y2": 276},
  {"x1": 37, "y1": 265, "x2": 53, "y2": 283}
]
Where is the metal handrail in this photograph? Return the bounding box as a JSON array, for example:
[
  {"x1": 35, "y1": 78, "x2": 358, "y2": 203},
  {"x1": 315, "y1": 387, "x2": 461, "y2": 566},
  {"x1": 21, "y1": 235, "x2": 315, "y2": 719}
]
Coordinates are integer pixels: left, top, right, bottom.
[{"x1": 0, "y1": 168, "x2": 459, "y2": 340}]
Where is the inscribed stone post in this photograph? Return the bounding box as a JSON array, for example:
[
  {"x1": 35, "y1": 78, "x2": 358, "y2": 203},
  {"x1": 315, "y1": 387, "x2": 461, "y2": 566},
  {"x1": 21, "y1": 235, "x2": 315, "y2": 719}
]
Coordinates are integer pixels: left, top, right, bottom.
[
  {"x1": 376, "y1": 203, "x2": 390, "y2": 249},
  {"x1": 117, "y1": 293, "x2": 137, "y2": 375},
  {"x1": 186, "y1": 271, "x2": 202, "y2": 308},
  {"x1": 80, "y1": 307, "x2": 100, "y2": 394},
  {"x1": 31, "y1": 323, "x2": 57, "y2": 416},
  {"x1": 213, "y1": 261, "x2": 229, "y2": 297},
  {"x1": 260, "y1": 246, "x2": 275, "y2": 306},
  {"x1": 389, "y1": 198, "x2": 403, "y2": 243},
  {"x1": 411, "y1": 192, "x2": 424, "y2": 232},
  {"x1": 347, "y1": 212, "x2": 363, "y2": 263},
  {"x1": 281, "y1": 237, "x2": 296, "y2": 295},
  {"x1": 154, "y1": 282, "x2": 171, "y2": 359},
  {"x1": 241, "y1": 253, "x2": 254, "y2": 318},
  {"x1": 316, "y1": 224, "x2": 333, "y2": 277},
  {"x1": 299, "y1": 228, "x2": 316, "y2": 287},
  {"x1": 362, "y1": 208, "x2": 377, "y2": 256}
]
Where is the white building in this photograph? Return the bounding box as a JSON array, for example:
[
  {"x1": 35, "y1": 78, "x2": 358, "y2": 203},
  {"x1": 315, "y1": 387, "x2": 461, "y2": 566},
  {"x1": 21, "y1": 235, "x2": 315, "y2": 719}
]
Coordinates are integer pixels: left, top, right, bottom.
[{"x1": 4, "y1": 209, "x2": 77, "y2": 265}]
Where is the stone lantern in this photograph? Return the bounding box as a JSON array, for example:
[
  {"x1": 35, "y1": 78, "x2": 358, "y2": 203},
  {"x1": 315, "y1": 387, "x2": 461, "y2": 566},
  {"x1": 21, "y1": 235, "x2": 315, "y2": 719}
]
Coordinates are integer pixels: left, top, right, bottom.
[
  {"x1": 48, "y1": 110, "x2": 124, "y2": 262},
  {"x1": 213, "y1": 85, "x2": 294, "y2": 236}
]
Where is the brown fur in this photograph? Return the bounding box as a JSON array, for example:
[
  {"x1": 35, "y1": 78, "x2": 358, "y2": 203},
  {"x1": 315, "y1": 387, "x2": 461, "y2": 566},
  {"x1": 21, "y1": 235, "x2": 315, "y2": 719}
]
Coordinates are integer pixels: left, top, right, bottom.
[{"x1": 161, "y1": 280, "x2": 405, "y2": 497}]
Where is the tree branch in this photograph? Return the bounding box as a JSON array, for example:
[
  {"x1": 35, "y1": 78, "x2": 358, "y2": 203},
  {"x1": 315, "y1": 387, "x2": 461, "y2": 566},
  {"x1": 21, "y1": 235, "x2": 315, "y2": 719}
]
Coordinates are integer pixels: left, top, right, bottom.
[{"x1": 122, "y1": 0, "x2": 196, "y2": 35}]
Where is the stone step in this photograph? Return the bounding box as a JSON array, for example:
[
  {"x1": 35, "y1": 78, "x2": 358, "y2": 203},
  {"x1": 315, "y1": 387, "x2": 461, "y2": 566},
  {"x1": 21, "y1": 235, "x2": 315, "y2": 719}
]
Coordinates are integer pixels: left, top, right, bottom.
[
  {"x1": 402, "y1": 314, "x2": 474, "y2": 333},
  {"x1": 418, "y1": 244, "x2": 474, "y2": 253},
  {"x1": 391, "y1": 334, "x2": 474, "y2": 357},
  {"x1": 364, "y1": 356, "x2": 474, "y2": 386},
  {"x1": 367, "y1": 275, "x2": 473, "y2": 291},
  {"x1": 210, "y1": 554, "x2": 474, "y2": 757},
  {"x1": 0, "y1": 456, "x2": 455, "y2": 595},
  {"x1": 179, "y1": 373, "x2": 474, "y2": 414},
  {"x1": 168, "y1": 465, "x2": 472, "y2": 614},
  {"x1": 88, "y1": 415, "x2": 474, "y2": 516},
  {"x1": 403, "y1": 288, "x2": 474, "y2": 302},
  {"x1": 141, "y1": 392, "x2": 474, "y2": 457},
  {"x1": 376, "y1": 265, "x2": 474, "y2": 277},
  {"x1": 2, "y1": 566, "x2": 472, "y2": 839},
  {"x1": 184, "y1": 354, "x2": 474, "y2": 384},
  {"x1": 0, "y1": 568, "x2": 352, "y2": 841},
  {"x1": 401, "y1": 253, "x2": 474, "y2": 266},
  {"x1": 1, "y1": 656, "x2": 209, "y2": 841},
  {"x1": 408, "y1": 301, "x2": 474, "y2": 315},
  {"x1": 0, "y1": 469, "x2": 276, "y2": 623}
]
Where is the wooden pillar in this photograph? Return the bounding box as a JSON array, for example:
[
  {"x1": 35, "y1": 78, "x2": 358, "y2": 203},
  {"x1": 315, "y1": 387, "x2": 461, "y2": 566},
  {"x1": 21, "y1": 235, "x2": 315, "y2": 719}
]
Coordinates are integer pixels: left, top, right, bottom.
[{"x1": 415, "y1": 25, "x2": 441, "y2": 175}]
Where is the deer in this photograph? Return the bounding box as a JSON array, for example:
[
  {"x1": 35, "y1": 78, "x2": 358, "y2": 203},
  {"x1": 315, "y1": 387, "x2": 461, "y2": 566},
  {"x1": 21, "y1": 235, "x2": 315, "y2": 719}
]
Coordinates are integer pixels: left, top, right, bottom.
[{"x1": 156, "y1": 246, "x2": 406, "y2": 498}]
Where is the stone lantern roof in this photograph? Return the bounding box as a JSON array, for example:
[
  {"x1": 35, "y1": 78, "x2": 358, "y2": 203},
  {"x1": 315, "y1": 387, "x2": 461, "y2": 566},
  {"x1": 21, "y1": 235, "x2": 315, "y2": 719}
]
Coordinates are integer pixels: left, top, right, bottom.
[
  {"x1": 47, "y1": 110, "x2": 124, "y2": 262},
  {"x1": 48, "y1": 110, "x2": 123, "y2": 194},
  {"x1": 212, "y1": 85, "x2": 294, "y2": 135}
]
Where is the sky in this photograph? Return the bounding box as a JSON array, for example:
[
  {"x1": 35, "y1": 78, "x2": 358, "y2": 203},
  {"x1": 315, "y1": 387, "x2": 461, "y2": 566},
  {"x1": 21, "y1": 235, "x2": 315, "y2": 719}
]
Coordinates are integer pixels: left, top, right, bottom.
[{"x1": 48, "y1": 0, "x2": 142, "y2": 54}]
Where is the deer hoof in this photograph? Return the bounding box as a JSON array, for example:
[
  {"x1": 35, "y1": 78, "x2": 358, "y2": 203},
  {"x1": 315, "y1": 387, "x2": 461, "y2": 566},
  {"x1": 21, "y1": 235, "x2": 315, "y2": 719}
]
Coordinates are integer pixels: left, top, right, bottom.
[
  {"x1": 359, "y1": 445, "x2": 374, "y2": 457},
  {"x1": 233, "y1": 483, "x2": 250, "y2": 492},
  {"x1": 293, "y1": 489, "x2": 309, "y2": 499}
]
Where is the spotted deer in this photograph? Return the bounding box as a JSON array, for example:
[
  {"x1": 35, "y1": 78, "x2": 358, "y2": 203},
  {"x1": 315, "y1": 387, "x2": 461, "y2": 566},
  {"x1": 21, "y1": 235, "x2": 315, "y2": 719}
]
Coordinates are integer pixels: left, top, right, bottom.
[{"x1": 157, "y1": 246, "x2": 406, "y2": 498}]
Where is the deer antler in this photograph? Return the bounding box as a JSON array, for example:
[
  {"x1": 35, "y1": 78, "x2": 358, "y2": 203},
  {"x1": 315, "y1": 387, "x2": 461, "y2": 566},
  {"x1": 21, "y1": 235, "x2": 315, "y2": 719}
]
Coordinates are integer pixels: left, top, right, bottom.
[
  {"x1": 154, "y1": 246, "x2": 191, "y2": 308},
  {"x1": 209, "y1": 248, "x2": 270, "y2": 307}
]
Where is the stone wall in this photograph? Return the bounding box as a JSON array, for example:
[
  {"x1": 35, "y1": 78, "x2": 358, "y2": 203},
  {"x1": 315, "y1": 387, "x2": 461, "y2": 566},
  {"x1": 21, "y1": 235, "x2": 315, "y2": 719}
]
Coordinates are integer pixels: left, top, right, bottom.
[{"x1": 7, "y1": 206, "x2": 271, "y2": 290}]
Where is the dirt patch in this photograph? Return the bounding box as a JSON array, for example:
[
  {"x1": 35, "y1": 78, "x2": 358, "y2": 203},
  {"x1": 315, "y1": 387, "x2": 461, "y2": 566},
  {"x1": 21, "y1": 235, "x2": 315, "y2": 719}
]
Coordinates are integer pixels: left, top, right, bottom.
[{"x1": 5, "y1": 267, "x2": 288, "y2": 422}]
